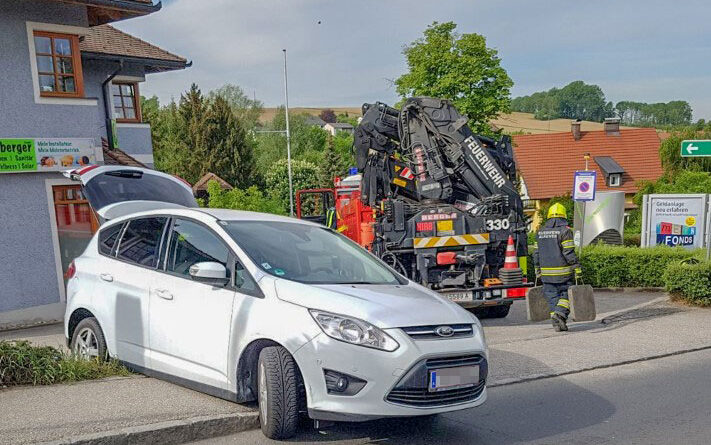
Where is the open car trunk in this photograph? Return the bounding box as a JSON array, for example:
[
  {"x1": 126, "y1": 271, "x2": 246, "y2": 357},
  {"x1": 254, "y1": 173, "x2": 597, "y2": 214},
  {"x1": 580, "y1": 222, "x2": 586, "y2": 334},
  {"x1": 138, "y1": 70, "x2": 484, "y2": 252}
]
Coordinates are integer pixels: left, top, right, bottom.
[{"x1": 64, "y1": 166, "x2": 198, "y2": 222}]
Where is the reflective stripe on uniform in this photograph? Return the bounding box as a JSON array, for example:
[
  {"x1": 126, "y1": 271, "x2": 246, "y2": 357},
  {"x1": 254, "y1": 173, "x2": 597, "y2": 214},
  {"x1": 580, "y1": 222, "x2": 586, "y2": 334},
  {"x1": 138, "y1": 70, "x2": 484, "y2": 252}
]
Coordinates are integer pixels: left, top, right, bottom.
[
  {"x1": 540, "y1": 266, "x2": 573, "y2": 276},
  {"x1": 413, "y1": 233, "x2": 489, "y2": 249},
  {"x1": 561, "y1": 240, "x2": 575, "y2": 247},
  {"x1": 556, "y1": 298, "x2": 570, "y2": 309}
]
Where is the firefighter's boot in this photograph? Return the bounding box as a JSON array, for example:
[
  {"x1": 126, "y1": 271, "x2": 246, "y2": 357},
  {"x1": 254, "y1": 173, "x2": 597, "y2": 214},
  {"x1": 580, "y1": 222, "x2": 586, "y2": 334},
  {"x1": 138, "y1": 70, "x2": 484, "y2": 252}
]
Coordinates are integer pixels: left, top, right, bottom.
[{"x1": 551, "y1": 313, "x2": 568, "y2": 332}]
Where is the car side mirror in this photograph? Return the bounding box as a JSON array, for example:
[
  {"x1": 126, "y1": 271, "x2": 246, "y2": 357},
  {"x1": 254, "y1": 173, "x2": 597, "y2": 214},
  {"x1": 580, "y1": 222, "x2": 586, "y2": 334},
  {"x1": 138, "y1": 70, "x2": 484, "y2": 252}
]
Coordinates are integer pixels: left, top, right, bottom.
[{"x1": 189, "y1": 262, "x2": 230, "y2": 287}]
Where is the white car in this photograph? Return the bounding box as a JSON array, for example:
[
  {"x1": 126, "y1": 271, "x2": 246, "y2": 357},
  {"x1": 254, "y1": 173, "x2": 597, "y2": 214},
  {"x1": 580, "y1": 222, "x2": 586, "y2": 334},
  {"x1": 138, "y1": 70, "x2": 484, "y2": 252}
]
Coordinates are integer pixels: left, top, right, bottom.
[{"x1": 63, "y1": 166, "x2": 489, "y2": 439}]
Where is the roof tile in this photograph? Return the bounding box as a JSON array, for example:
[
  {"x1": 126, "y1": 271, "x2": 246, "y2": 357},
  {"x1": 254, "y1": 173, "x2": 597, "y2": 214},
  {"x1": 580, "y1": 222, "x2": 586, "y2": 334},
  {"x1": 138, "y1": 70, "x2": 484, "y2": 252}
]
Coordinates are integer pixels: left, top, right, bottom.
[{"x1": 80, "y1": 24, "x2": 186, "y2": 64}]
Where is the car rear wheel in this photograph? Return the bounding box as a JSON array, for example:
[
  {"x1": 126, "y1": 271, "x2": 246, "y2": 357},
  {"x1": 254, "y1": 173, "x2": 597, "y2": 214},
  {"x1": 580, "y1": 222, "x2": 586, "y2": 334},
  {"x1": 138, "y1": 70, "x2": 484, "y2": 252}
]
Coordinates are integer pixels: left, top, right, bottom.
[
  {"x1": 258, "y1": 346, "x2": 301, "y2": 439},
  {"x1": 70, "y1": 317, "x2": 107, "y2": 361}
]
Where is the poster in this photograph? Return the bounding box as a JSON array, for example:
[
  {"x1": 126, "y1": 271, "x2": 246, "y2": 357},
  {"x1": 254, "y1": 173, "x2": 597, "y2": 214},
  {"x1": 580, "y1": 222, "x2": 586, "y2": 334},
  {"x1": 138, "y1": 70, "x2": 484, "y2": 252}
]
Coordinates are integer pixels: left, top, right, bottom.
[
  {"x1": 572, "y1": 171, "x2": 597, "y2": 201},
  {"x1": 0, "y1": 138, "x2": 101, "y2": 173},
  {"x1": 645, "y1": 195, "x2": 707, "y2": 248}
]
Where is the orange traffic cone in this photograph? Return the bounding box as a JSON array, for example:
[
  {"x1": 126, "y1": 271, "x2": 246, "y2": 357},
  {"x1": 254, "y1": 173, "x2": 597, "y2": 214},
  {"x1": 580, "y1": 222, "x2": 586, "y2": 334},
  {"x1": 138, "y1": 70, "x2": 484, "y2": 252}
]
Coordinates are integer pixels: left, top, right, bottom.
[{"x1": 503, "y1": 235, "x2": 520, "y2": 269}]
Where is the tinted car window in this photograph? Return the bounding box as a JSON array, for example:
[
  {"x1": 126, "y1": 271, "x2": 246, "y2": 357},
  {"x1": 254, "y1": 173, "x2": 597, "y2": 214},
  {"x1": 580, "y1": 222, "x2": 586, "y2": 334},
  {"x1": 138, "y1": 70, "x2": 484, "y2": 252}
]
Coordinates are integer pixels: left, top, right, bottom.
[
  {"x1": 166, "y1": 219, "x2": 229, "y2": 276},
  {"x1": 117, "y1": 217, "x2": 167, "y2": 268},
  {"x1": 98, "y1": 223, "x2": 124, "y2": 256},
  {"x1": 83, "y1": 170, "x2": 198, "y2": 210},
  {"x1": 224, "y1": 221, "x2": 402, "y2": 285}
]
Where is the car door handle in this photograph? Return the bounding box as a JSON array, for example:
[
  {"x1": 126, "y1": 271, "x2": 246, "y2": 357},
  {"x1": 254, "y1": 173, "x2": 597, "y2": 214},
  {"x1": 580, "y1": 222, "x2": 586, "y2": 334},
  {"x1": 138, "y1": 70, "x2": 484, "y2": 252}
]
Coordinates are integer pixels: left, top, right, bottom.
[
  {"x1": 99, "y1": 273, "x2": 113, "y2": 282},
  {"x1": 155, "y1": 288, "x2": 174, "y2": 300}
]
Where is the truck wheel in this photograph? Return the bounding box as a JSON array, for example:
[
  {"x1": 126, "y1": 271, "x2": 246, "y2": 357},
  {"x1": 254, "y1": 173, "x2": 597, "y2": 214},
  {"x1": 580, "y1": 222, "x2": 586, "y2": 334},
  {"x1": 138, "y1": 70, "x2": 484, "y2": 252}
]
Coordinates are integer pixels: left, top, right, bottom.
[
  {"x1": 488, "y1": 305, "x2": 511, "y2": 318},
  {"x1": 258, "y1": 346, "x2": 301, "y2": 439},
  {"x1": 70, "y1": 317, "x2": 107, "y2": 361}
]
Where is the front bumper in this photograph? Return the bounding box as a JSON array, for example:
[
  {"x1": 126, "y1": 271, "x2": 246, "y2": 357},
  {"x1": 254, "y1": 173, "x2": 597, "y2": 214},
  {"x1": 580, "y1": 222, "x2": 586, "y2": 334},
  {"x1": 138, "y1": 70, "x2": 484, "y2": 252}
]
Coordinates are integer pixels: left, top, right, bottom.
[{"x1": 294, "y1": 327, "x2": 488, "y2": 421}]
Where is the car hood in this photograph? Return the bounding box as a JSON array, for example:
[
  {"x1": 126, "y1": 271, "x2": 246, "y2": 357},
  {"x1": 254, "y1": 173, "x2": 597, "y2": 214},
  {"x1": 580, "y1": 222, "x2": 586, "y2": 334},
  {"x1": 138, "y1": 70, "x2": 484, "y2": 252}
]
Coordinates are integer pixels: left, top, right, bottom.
[{"x1": 274, "y1": 279, "x2": 474, "y2": 329}]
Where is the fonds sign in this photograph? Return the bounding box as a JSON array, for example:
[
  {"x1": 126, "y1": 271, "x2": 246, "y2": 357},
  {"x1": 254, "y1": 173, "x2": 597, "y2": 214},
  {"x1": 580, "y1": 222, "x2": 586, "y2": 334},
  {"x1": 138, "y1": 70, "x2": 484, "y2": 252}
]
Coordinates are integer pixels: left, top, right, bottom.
[{"x1": 641, "y1": 194, "x2": 709, "y2": 249}]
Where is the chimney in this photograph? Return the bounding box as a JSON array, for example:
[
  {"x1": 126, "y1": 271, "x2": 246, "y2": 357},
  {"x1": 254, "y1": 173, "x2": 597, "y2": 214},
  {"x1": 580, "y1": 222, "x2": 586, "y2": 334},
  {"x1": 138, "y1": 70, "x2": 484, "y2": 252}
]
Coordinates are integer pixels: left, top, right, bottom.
[
  {"x1": 571, "y1": 119, "x2": 582, "y2": 140},
  {"x1": 604, "y1": 118, "x2": 621, "y2": 136}
]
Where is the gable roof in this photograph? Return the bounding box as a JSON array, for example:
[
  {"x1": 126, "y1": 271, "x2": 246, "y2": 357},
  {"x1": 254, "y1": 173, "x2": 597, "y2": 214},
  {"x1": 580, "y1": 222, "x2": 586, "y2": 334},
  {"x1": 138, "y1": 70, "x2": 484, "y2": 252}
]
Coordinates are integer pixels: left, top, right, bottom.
[
  {"x1": 51, "y1": 0, "x2": 160, "y2": 25},
  {"x1": 192, "y1": 172, "x2": 233, "y2": 192},
  {"x1": 324, "y1": 122, "x2": 354, "y2": 129},
  {"x1": 513, "y1": 128, "x2": 663, "y2": 200},
  {"x1": 80, "y1": 25, "x2": 188, "y2": 72}
]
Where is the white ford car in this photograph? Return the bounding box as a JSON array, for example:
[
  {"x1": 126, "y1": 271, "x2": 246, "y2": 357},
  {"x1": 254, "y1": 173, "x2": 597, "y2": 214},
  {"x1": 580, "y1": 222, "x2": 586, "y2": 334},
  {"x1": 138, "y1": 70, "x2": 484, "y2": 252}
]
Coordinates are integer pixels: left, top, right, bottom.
[{"x1": 63, "y1": 166, "x2": 489, "y2": 439}]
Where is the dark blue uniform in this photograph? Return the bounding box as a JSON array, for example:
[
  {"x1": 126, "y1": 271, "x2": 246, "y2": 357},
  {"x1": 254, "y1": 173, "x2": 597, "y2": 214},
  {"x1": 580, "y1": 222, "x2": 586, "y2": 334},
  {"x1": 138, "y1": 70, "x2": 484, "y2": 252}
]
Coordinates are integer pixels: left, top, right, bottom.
[{"x1": 533, "y1": 217, "x2": 579, "y2": 319}]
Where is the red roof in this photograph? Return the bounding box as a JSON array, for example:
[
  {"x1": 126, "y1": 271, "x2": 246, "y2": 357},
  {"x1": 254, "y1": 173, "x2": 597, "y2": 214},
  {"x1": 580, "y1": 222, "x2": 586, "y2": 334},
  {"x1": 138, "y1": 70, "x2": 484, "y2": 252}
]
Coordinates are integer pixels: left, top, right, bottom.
[{"x1": 512, "y1": 128, "x2": 663, "y2": 199}]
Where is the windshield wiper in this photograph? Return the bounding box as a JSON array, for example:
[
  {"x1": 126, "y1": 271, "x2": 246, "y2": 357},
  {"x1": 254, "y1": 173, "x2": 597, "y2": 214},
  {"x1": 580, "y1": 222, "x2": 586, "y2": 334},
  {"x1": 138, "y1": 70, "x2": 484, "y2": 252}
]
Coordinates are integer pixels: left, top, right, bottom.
[{"x1": 329, "y1": 281, "x2": 378, "y2": 285}]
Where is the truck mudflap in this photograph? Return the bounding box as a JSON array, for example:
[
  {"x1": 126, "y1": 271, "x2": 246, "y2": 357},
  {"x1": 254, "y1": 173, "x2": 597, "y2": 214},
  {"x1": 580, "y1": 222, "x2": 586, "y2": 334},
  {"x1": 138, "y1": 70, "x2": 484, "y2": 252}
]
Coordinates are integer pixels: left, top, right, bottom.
[{"x1": 438, "y1": 282, "x2": 534, "y2": 307}]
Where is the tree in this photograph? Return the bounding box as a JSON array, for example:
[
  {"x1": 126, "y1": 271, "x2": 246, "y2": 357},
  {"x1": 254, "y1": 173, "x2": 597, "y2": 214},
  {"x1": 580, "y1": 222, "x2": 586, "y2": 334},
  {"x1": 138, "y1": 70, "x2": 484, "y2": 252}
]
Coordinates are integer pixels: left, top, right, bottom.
[
  {"x1": 205, "y1": 180, "x2": 284, "y2": 215},
  {"x1": 512, "y1": 81, "x2": 614, "y2": 122},
  {"x1": 207, "y1": 84, "x2": 263, "y2": 130},
  {"x1": 658, "y1": 128, "x2": 711, "y2": 175},
  {"x1": 319, "y1": 135, "x2": 344, "y2": 186},
  {"x1": 265, "y1": 159, "x2": 321, "y2": 214},
  {"x1": 204, "y1": 96, "x2": 257, "y2": 188},
  {"x1": 319, "y1": 108, "x2": 337, "y2": 123},
  {"x1": 176, "y1": 83, "x2": 210, "y2": 183},
  {"x1": 395, "y1": 22, "x2": 513, "y2": 134}
]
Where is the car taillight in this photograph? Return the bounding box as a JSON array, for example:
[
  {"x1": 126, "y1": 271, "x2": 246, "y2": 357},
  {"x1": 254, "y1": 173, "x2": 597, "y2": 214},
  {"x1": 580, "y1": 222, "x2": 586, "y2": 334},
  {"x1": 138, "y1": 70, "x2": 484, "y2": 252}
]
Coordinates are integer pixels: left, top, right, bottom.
[
  {"x1": 436, "y1": 252, "x2": 457, "y2": 265},
  {"x1": 66, "y1": 261, "x2": 76, "y2": 279}
]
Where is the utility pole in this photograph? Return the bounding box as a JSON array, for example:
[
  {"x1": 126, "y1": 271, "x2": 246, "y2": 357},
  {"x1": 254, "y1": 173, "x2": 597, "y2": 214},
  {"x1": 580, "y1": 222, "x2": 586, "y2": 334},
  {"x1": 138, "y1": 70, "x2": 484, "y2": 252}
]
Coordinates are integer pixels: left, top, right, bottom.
[{"x1": 283, "y1": 49, "x2": 294, "y2": 217}]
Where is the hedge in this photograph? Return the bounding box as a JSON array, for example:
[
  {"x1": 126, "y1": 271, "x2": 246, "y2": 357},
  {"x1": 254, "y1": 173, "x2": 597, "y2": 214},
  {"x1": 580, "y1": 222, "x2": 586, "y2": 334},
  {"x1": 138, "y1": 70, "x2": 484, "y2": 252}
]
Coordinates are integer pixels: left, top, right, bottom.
[{"x1": 663, "y1": 261, "x2": 711, "y2": 307}]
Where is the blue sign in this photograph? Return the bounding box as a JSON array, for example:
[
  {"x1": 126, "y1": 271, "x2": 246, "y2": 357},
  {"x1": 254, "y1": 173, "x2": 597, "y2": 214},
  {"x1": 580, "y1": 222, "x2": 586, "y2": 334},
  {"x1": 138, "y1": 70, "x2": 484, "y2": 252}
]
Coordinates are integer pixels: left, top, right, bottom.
[{"x1": 573, "y1": 171, "x2": 597, "y2": 201}]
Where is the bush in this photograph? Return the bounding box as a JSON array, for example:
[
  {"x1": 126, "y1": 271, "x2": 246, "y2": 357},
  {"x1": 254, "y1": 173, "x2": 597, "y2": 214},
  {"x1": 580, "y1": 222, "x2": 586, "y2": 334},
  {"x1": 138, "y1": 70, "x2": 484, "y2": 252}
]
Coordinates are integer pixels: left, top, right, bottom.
[
  {"x1": 0, "y1": 341, "x2": 130, "y2": 387},
  {"x1": 206, "y1": 181, "x2": 285, "y2": 215},
  {"x1": 622, "y1": 233, "x2": 641, "y2": 247},
  {"x1": 663, "y1": 261, "x2": 711, "y2": 307},
  {"x1": 580, "y1": 244, "x2": 699, "y2": 288}
]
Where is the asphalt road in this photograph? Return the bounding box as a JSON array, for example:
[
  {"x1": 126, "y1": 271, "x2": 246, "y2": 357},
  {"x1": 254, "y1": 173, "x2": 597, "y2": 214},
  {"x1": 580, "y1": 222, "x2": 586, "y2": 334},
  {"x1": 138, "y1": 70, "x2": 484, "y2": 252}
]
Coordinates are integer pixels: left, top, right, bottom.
[{"x1": 194, "y1": 348, "x2": 711, "y2": 445}]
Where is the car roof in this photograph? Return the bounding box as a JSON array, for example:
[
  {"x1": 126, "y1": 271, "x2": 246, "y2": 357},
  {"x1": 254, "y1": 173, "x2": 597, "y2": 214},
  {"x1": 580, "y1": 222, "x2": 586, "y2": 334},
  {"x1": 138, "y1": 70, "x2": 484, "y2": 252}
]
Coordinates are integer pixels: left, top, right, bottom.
[{"x1": 103, "y1": 206, "x2": 319, "y2": 228}]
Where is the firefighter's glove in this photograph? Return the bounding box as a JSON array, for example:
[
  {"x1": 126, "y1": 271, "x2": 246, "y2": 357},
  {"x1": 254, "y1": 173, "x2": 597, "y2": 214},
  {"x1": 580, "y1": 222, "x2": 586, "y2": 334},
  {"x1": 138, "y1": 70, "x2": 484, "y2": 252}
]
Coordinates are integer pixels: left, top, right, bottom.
[
  {"x1": 535, "y1": 267, "x2": 541, "y2": 278},
  {"x1": 575, "y1": 268, "x2": 583, "y2": 280}
]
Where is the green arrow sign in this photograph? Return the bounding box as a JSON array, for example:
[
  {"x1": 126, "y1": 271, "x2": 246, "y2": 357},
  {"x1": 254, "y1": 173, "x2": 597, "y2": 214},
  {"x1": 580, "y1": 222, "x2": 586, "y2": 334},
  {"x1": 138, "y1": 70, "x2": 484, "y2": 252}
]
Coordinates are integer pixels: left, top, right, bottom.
[{"x1": 681, "y1": 140, "x2": 711, "y2": 157}]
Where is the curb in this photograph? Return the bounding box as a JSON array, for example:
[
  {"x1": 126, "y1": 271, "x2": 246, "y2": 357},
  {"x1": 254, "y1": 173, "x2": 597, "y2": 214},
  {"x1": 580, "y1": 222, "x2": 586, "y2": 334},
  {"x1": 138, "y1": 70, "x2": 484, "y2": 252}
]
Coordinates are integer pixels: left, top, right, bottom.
[
  {"x1": 593, "y1": 287, "x2": 664, "y2": 293},
  {"x1": 41, "y1": 412, "x2": 260, "y2": 445}
]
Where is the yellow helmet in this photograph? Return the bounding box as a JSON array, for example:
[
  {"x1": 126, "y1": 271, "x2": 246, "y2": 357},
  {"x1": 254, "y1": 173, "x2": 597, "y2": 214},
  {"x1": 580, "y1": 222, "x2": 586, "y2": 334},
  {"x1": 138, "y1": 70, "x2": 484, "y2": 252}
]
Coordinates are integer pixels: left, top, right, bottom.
[{"x1": 547, "y1": 203, "x2": 567, "y2": 219}]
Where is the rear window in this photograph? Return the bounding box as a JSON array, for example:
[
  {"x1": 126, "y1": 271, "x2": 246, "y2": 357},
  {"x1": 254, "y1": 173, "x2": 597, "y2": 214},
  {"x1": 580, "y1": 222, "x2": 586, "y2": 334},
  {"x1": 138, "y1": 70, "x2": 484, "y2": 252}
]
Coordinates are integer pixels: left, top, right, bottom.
[
  {"x1": 98, "y1": 223, "x2": 124, "y2": 256},
  {"x1": 116, "y1": 217, "x2": 167, "y2": 268},
  {"x1": 83, "y1": 170, "x2": 197, "y2": 210}
]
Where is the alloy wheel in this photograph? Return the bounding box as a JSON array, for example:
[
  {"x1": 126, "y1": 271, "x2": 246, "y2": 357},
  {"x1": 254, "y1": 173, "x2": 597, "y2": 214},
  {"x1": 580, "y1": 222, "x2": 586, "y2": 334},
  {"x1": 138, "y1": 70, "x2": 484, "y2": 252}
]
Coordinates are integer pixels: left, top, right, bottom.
[{"x1": 74, "y1": 327, "x2": 99, "y2": 359}]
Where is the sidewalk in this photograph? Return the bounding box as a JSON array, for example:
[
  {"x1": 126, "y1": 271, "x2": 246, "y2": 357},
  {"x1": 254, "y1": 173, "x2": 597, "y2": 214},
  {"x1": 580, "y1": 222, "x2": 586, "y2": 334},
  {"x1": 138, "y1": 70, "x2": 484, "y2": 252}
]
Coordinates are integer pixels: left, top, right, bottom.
[{"x1": 0, "y1": 376, "x2": 257, "y2": 445}]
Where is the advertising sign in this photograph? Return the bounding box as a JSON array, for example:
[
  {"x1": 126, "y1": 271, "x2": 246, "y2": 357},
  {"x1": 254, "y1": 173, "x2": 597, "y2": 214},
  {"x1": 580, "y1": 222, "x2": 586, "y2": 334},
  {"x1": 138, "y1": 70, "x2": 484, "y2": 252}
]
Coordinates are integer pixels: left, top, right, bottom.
[
  {"x1": 642, "y1": 195, "x2": 707, "y2": 249},
  {"x1": 572, "y1": 170, "x2": 597, "y2": 201},
  {"x1": 0, "y1": 138, "x2": 100, "y2": 173}
]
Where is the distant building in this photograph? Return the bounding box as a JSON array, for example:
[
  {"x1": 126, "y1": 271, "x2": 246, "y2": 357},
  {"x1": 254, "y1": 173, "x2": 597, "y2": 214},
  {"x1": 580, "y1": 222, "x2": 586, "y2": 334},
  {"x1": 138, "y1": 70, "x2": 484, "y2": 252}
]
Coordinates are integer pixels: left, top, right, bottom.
[
  {"x1": 513, "y1": 119, "x2": 664, "y2": 228},
  {"x1": 323, "y1": 122, "x2": 354, "y2": 136},
  {"x1": 0, "y1": 0, "x2": 188, "y2": 329},
  {"x1": 304, "y1": 115, "x2": 327, "y2": 127},
  {"x1": 192, "y1": 172, "x2": 233, "y2": 202}
]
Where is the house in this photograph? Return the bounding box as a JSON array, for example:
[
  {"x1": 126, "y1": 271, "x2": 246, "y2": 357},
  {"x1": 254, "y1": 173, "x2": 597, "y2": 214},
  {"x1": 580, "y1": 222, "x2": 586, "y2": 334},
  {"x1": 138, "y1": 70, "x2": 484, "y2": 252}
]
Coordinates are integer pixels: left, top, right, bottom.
[
  {"x1": 192, "y1": 172, "x2": 233, "y2": 202},
  {"x1": 513, "y1": 119, "x2": 664, "y2": 229},
  {"x1": 0, "y1": 0, "x2": 188, "y2": 329},
  {"x1": 303, "y1": 115, "x2": 327, "y2": 127},
  {"x1": 323, "y1": 122, "x2": 354, "y2": 136}
]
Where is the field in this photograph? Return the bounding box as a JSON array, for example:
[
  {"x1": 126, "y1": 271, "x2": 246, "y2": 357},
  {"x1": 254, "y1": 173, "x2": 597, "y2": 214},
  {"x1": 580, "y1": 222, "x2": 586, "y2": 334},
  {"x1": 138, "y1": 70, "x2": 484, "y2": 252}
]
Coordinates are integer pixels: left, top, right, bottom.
[{"x1": 260, "y1": 108, "x2": 632, "y2": 134}]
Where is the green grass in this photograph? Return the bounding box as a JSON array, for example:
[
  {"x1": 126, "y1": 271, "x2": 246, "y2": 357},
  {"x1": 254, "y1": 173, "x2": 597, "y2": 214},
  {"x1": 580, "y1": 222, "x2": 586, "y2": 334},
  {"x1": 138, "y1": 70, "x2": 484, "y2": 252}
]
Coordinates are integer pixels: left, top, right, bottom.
[{"x1": 0, "y1": 340, "x2": 131, "y2": 387}]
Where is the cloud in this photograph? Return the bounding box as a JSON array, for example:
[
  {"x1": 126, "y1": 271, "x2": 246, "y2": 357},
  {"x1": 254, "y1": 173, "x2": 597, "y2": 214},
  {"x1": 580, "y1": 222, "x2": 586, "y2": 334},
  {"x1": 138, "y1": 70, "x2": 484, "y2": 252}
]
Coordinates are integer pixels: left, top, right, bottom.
[{"x1": 116, "y1": 0, "x2": 711, "y2": 119}]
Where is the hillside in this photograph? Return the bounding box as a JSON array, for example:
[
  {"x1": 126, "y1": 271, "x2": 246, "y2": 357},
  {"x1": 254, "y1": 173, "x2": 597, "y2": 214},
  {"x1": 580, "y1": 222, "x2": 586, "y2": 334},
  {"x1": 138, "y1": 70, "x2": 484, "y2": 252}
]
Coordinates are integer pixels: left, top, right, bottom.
[{"x1": 259, "y1": 108, "x2": 637, "y2": 134}]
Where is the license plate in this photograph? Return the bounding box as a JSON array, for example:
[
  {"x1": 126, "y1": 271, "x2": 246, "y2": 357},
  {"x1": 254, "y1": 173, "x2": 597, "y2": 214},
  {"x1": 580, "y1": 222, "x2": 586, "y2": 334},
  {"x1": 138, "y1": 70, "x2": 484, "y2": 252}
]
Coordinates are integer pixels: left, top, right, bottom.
[
  {"x1": 429, "y1": 366, "x2": 480, "y2": 392},
  {"x1": 442, "y1": 290, "x2": 473, "y2": 302}
]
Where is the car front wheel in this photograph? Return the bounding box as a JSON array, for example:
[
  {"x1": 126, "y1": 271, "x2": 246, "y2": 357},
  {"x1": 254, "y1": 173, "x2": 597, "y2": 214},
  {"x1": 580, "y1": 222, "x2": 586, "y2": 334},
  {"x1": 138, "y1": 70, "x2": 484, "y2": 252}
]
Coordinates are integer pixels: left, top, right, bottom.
[
  {"x1": 258, "y1": 345, "x2": 301, "y2": 439},
  {"x1": 70, "y1": 317, "x2": 107, "y2": 361}
]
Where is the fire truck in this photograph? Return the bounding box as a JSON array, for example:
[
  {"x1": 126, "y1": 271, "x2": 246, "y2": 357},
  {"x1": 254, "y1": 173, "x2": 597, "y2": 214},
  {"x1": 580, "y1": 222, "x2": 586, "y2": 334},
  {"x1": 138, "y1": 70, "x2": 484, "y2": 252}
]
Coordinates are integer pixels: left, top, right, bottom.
[{"x1": 297, "y1": 97, "x2": 531, "y2": 318}]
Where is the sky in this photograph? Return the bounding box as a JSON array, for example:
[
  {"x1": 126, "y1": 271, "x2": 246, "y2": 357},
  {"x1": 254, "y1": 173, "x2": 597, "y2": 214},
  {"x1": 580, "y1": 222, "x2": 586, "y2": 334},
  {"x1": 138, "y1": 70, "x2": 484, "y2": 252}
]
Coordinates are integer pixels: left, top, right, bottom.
[{"x1": 116, "y1": 0, "x2": 711, "y2": 120}]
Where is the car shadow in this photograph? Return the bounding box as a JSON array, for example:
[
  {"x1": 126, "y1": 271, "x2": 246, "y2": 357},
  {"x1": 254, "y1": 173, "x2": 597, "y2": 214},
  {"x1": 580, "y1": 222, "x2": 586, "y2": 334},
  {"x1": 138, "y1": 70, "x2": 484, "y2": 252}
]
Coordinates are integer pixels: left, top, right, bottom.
[{"x1": 286, "y1": 353, "x2": 615, "y2": 444}]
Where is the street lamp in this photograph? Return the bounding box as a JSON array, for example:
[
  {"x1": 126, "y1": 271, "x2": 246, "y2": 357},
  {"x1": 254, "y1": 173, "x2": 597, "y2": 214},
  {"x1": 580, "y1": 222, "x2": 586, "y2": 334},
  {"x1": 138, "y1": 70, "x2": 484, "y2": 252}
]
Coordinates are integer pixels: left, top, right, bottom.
[{"x1": 253, "y1": 49, "x2": 295, "y2": 217}]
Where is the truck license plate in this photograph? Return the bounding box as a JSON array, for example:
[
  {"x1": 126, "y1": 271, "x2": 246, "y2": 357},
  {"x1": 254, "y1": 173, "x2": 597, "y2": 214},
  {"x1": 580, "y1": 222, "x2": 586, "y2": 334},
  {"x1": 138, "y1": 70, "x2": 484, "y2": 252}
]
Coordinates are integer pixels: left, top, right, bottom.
[
  {"x1": 443, "y1": 290, "x2": 473, "y2": 302},
  {"x1": 429, "y1": 366, "x2": 479, "y2": 392}
]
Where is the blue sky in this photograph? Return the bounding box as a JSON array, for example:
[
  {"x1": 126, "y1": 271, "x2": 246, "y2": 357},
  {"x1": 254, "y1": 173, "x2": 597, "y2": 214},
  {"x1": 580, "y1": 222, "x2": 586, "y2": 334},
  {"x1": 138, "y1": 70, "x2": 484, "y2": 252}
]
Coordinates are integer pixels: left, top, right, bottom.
[{"x1": 117, "y1": 0, "x2": 711, "y2": 120}]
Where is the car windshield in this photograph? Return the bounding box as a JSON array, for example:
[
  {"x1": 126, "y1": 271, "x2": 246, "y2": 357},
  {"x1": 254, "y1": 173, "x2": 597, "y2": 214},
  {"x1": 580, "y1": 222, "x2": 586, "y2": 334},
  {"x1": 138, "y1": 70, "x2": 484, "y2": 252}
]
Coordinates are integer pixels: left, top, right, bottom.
[{"x1": 222, "y1": 221, "x2": 401, "y2": 285}]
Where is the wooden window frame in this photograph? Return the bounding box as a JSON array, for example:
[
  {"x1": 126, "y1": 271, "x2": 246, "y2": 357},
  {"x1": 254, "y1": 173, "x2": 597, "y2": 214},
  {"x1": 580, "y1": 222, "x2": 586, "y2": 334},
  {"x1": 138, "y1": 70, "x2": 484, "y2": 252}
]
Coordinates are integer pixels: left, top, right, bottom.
[
  {"x1": 33, "y1": 31, "x2": 85, "y2": 98},
  {"x1": 112, "y1": 81, "x2": 142, "y2": 123}
]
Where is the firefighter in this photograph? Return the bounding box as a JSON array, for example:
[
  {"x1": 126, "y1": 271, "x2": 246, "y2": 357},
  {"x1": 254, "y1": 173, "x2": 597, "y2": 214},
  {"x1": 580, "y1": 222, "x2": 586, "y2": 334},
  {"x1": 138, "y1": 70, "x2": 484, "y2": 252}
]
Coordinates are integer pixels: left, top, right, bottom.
[{"x1": 533, "y1": 203, "x2": 582, "y2": 332}]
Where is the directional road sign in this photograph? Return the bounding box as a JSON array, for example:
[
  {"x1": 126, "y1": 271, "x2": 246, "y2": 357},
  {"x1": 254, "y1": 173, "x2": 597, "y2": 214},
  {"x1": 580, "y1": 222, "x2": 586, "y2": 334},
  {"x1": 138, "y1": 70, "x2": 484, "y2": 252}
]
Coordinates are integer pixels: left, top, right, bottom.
[{"x1": 681, "y1": 140, "x2": 711, "y2": 157}]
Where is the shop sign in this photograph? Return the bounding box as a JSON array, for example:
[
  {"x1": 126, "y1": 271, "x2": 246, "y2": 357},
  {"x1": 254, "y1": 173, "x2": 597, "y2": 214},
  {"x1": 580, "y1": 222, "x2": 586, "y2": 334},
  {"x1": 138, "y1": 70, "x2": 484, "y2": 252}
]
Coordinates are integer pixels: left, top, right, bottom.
[
  {"x1": 642, "y1": 194, "x2": 707, "y2": 249},
  {"x1": 0, "y1": 138, "x2": 101, "y2": 173}
]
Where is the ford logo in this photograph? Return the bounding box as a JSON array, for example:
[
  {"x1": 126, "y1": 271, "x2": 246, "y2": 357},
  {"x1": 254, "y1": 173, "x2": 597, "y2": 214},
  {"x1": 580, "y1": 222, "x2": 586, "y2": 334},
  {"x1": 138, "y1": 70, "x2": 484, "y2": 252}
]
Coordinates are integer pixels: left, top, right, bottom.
[{"x1": 435, "y1": 326, "x2": 455, "y2": 337}]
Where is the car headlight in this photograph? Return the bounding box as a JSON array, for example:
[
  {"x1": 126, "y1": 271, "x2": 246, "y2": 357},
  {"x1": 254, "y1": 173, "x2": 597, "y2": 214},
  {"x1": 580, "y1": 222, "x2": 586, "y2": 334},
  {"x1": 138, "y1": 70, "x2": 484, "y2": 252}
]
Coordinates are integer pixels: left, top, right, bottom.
[{"x1": 309, "y1": 310, "x2": 399, "y2": 352}]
